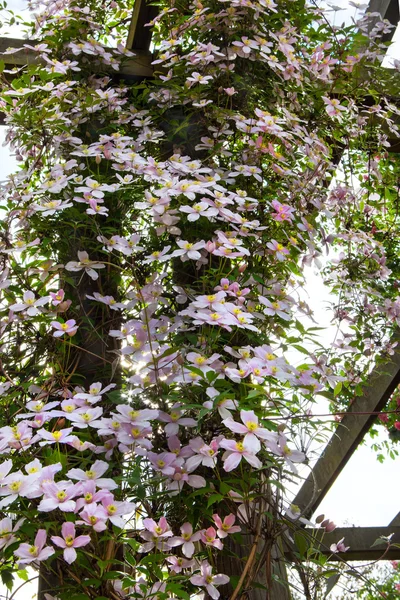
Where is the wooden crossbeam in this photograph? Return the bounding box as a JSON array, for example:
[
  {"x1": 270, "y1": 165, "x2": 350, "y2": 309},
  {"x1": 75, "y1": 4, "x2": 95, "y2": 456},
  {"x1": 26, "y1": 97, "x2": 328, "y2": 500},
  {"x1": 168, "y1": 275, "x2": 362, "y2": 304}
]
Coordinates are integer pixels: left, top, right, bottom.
[
  {"x1": 367, "y1": 0, "x2": 400, "y2": 41},
  {"x1": 293, "y1": 333, "x2": 400, "y2": 519},
  {"x1": 126, "y1": 0, "x2": 158, "y2": 52},
  {"x1": 285, "y1": 526, "x2": 400, "y2": 561},
  {"x1": 0, "y1": 37, "x2": 153, "y2": 78}
]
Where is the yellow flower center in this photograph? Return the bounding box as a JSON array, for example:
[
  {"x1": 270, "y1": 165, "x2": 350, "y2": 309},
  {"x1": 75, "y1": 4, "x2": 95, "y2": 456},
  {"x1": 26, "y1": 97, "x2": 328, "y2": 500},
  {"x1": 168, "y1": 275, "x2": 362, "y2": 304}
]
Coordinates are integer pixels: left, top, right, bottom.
[{"x1": 246, "y1": 421, "x2": 257, "y2": 431}]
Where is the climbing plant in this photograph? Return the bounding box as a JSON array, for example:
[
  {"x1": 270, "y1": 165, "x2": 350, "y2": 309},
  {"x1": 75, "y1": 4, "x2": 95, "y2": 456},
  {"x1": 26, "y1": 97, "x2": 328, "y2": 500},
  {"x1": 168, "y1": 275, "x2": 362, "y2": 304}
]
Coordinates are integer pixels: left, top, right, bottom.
[{"x1": 0, "y1": 0, "x2": 399, "y2": 598}]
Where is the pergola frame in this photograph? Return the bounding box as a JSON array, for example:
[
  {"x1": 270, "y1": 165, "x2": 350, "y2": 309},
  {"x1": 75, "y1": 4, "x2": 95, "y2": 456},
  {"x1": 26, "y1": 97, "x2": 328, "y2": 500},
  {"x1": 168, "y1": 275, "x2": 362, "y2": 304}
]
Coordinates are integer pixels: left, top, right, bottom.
[{"x1": 0, "y1": 0, "x2": 399, "y2": 595}]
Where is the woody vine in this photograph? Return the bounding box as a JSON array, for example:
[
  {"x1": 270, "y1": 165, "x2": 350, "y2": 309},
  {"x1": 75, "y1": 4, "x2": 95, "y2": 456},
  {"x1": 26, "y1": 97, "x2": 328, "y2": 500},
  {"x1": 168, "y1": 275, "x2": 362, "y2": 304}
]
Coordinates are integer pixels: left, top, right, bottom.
[{"x1": 0, "y1": 0, "x2": 399, "y2": 599}]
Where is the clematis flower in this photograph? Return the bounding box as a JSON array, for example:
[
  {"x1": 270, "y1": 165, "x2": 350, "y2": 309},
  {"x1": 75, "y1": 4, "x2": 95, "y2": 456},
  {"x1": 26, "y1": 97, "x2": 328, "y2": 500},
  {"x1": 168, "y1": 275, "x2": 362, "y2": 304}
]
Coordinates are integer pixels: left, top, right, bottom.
[
  {"x1": 49, "y1": 290, "x2": 65, "y2": 306},
  {"x1": 10, "y1": 291, "x2": 49, "y2": 316},
  {"x1": 65, "y1": 251, "x2": 105, "y2": 280},
  {"x1": 213, "y1": 514, "x2": 241, "y2": 538},
  {"x1": 38, "y1": 482, "x2": 78, "y2": 512},
  {"x1": 0, "y1": 517, "x2": 25, "y2": 550},
  {"x1": 186, "y1": 436, "x2": 221, "y2": 469},
  {"x1": 270, "y1": 201, "x2": 295, "y2": 222},
  {"x1": 38, "y1": 427, "x2": 76, "y2": 445},
  {"x1": 14, "y1": 529, "x2": 55, "y2": 565},
  {"x1": 0, "y1": 474, "x2": 37, "y2": 507},
  {"x1": 51, "y1": 319, "x2": 78, "y2": 337},
  {"x1": 171, "y1": 240, "x2": 206, "y2": 261},
  {"x1": 190, "y1": 561, "x2": 229, "y2": 599},
  {"x1": 168, "y1": 522, "x2": 202, "y2": 557},
  {"x1": 51, "y1": 522, "x2": 91, "y2": 564},
  {"x1": 180, "y1": 202, "x2": 218, "y2": 221},
  {"x1": 78, "y1": 504, "x2": 109, "y2": 532},
  {"x1": 322, "y1": 96, "x2": 346, "y2": 119},
  {"x1": 223, "y1": 410, "x2": 277, "y2": 446},
  {"x1": 101, "y1": 498, "x2": 135, "y2": 528},
  {"x1": 220, "y1": 436, "x2": 262, "y2": 472},
  {"x1": 200, "y1": 526, "x2": 223, "y2": 549},
  {"x1": 166, "y1": 555, "x2": 195, "y2": 573},
  {"x1": 139, "y1": 517, "x2": 173, "y2": 552},
  {"x1": 330, "y1": 537, "x2": 350, "y2": 553},
  {"x1": 67, "y1": 460, "x2": 118, "y2": 490},
  {"x1": 158, "y1": 404, "x2": 197, "y2": 437}
]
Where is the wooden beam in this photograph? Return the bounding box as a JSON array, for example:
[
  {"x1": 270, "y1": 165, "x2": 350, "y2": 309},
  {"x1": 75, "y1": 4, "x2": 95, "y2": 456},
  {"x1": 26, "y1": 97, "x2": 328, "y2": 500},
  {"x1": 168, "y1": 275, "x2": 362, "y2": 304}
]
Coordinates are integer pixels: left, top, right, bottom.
[
  {"x1": 0, "y1": 38, "x2": 153, "y2": 78},
  {"x1": 285, "y1": 526, "x2": 400, "y2": 561},
  {"x1": 126, "y1": 0, "x2": 158, "y2": 52},
  {"x1": 389, "y1": 512, "x2": 400, "y2": 526},
  {"x1": 292, "y1": 333, "x2": 400, "y2": 518},
  {"x1": 367, "y1": 0, "x2": 399, "y2": 42}
]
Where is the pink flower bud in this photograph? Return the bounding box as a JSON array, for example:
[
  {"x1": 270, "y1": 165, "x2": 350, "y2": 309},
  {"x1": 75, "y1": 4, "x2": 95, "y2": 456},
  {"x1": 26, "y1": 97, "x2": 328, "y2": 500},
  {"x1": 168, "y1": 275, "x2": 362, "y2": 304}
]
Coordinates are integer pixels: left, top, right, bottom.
[
  {"x1": 95, "y1": 155, "x2": 102, "y2": 164},
  {"x1": 205, "y1": 241, "x2": 216, "y2": 253},
  {"x1": 238, "y1": 262, "x2": 247, "y2": 273}
]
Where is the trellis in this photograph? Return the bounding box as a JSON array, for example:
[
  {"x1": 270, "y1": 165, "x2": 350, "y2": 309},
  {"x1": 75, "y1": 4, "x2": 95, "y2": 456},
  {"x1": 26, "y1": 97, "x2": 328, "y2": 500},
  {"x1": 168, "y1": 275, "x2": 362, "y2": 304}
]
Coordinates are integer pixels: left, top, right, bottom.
[{"x1": 0, "y1": 0, "x2": 399, "y2": 597}]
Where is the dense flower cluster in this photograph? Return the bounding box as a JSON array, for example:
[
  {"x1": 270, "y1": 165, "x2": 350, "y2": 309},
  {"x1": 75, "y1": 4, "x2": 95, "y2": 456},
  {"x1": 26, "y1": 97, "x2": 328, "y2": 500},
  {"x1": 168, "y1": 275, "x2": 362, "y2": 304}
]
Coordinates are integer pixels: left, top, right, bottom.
[{"x1": 0, "y1": 0, "x2": 398, "y2": 598}]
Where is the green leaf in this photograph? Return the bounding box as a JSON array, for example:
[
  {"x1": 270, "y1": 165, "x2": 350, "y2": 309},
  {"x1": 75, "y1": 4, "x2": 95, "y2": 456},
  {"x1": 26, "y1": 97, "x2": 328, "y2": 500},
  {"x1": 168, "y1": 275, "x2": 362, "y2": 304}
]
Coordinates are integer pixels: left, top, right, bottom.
[
  {"x1": 207, "y1": 493, "x2": 223, "y2": 507},
  {"x1": 333, "y1": 381, "x2": 342, "y2": 397},
  {"x1": 324, "y1": 574, "x2": 340, "y2": 598},
  {"x1": 294, "y1": 531, "x2": 308, "y2": 557}
]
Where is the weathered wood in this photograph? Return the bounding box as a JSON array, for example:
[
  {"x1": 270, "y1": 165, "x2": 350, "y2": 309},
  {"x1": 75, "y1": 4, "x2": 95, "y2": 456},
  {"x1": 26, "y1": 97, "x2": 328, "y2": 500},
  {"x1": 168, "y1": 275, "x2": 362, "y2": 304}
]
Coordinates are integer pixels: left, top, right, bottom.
[
  {"x1": 293, "y1": 333, "x2": 400, "y2": 518},
  {"x1": 285, "y1": 526, "x2": 400, "y2": 561},
  {"x1": 126, "y1": 0, "x2": 158, "y2": 52},
  {"x1": 0, "y1": 38, "x2": 153, "y2": 77},
  {"x1": 367, "y1": 0, "x2": 399, "y2": 41},
  {"x1": 389, "y1": 511, "x2": 400, "y2": 526}
]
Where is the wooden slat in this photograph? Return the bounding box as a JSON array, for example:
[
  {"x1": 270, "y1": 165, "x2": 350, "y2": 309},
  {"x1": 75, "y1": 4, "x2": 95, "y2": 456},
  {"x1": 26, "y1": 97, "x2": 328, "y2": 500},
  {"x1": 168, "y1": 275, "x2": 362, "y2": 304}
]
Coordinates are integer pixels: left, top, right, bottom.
[
  {"x1": 126, "y1": 0, "x2": 158, "y2": 52},
  {"x1": 293, "y1": 333, "x2": 400, "y2": 518},
  {"x1": 0, "y1": 38, "x2": 153, "y2": 77},
  {"x1": 389, "y1": 512, "x2": 400, "y2": 526},
  {"x1": 367, "y1": 0, "x2": 400, "y2": 41},
  {"x1": 284, "y1": 526, "x2": 400, "y2": 561}
]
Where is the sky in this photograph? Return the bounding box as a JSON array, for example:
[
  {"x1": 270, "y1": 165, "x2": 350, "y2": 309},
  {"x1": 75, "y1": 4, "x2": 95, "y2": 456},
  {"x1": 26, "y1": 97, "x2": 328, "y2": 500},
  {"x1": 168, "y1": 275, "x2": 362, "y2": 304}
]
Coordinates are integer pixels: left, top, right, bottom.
[{"x1": 0, "y1": 0, "x2": 399, "y2": 597}]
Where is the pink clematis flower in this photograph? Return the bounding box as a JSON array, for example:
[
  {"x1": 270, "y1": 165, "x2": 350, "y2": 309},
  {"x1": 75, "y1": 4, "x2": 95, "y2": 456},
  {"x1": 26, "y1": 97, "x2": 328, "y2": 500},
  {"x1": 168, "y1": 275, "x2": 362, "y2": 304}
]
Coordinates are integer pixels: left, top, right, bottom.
[
  {"x1": 49, "y1": 290, "x2": 65, "y2": 306},
  {"x1": 0, "y1": 517, "x2": 25, "y2": 550},
  {"x1": 330, "y1": 537, "x2": 350, "y2": 553},
  {"x1": 270, "y1": 201, "x2": 295, "y2": 222},
  {"x1": 65, "y1": 251, "x2": 105, "y2": 281},
  {"x1": 158, "y1": 404, "x2": 197, "y2": 437},
  {"x1": 213, "y1": 514, "x2": 241, "y2": 538},
  {"x1": 14, "y1": 529, "x2": 55, "y2": 565},
  {"x1": 10, "y1": 291, "x2": 49, "y2": 317},
  {"x1": 78, "y1": 504, "x2": 109, "y2": 532},
  {"x1": 51, "y1": 319, "x2": 78, "y2": 337},
  {"x1": 67, "y1": 460, "x2": 117, "y2": 490},
  {"x1": 169, "y1": 522, "x2": 202, "y2": 557},
  {"x1": 166, "y1": 555, "x2": 195, "y2": 573},
  {"x1": 38, "y1": 481, "x2": 78, "y2": 512},
  {"x1": 186, "y1": 436, "x2": 221, "y2": 470},
  {"x1": 171, "y1": 240, "x2": 206, "y2": 261},
  {"x1": 190, "y1": 561, "x2": 230, "y2": 599},
  {"x1": 220, "y1": 436, "x2": 262, "y2": 472},
  {"x1": 140, "y1": 517, "x2": 173, "y2": 552},
  {"x1": 222, "y1": 410, "x2": 277, "y2": 446},
  {"x1": 200, "y1": 526, "x2": 223, "y2": 550},
  {"x1": 51, "y1": 522, "x2": 91, "y2": 564}
]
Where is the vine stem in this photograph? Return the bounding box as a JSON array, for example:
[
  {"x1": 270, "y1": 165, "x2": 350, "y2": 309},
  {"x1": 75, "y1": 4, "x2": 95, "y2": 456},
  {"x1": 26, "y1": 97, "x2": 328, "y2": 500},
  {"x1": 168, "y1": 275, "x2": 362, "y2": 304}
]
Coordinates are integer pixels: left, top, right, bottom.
[{"x1": 229, "y1": 532, "x2": 260, "y2": 600}]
